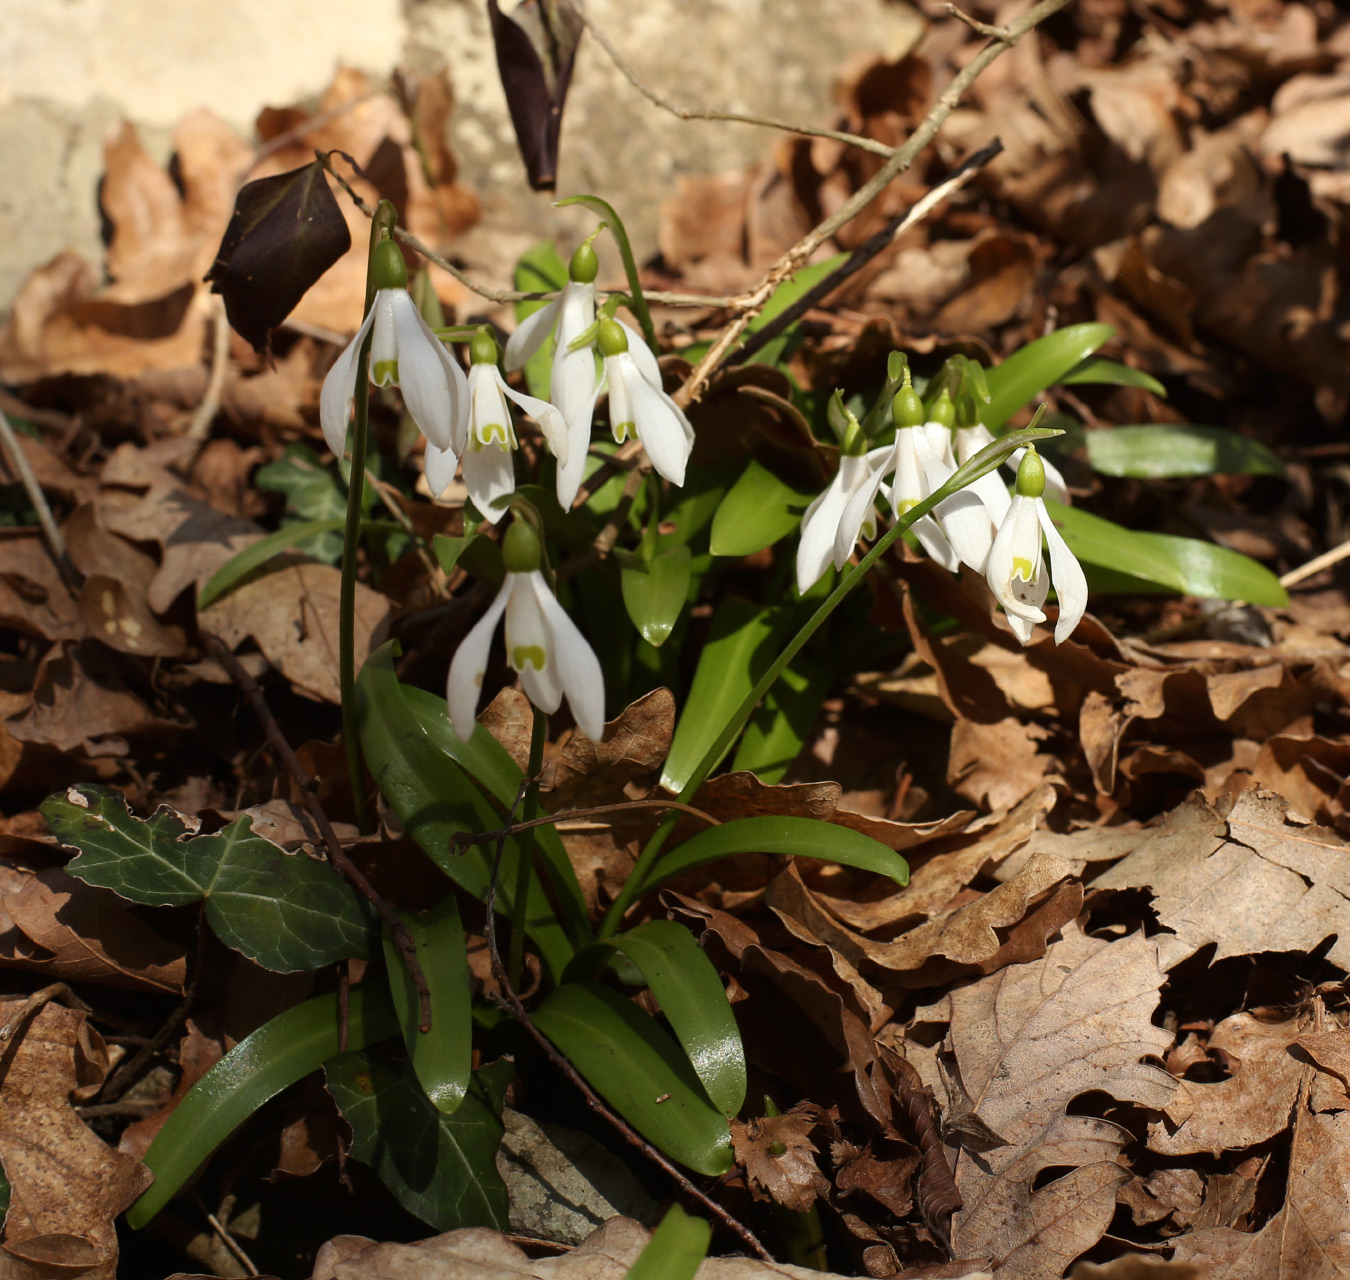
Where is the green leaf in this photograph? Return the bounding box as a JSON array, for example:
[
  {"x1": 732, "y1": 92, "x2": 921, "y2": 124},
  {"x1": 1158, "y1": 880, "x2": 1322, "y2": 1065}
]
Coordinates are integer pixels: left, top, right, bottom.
[
  {"x1": 710, "y1": 460, "x2": 816, "y2": 558},
  {"x1": 43, "y1": 785, "x2": 371, "y2": 971},
  {"x1": 514, "y1": 240, "x2": 570, "y2": 400},
  {"x1": 326, "y1": 1050, "x2": 510, "y2": 1231},
  {"x1": 983, "y1": 324, "x2": 1115, "y2": 428},
  {"x1": 1045, "y1": 501, "x2": 1288, "y2": 606},
  {"x1": 383, "y1": 897, "x2": 472, "y2": 1114},
  {"x1": 660, "y1": 599, "x2": 794, "y2": 794},
  {"x1": 625, "y1": 1205, "x2": 711, "y2": 1280},
  {"x1": 256, "y1": 444, "x2": 348, "y2": 529},
  {"x1": 619, "y1": 545, "x2": 692, "y2": 646},
  {"x1": 1084, "y1": 425, "x2": 1284, "y2": 479},
  {"x1": 532, "y1": 982, "x2": 733, "y2": 1175},
  {"x1": 638, "y1": 816, "x2": 909, "y2": 899},
  {"x1": 731, "y1": 652, "x2": 829, "y2": 783},
  {"x1": 555, "y1": 195, "x2": 655, "y2": 349},
  {"x1": 198, "y1": 519, "x2": 341, "y2": 609},
  {"x1": 355, "y1": 645, "x2": 582, "y2": 981},
  {"x1": 431, "y1": 531, "x2": 506, "y2": 588},
  {"x1": 128, "y1": 986, "x2": 399, "y2": 1228},
  {"x1": 1061, "y1": 356, "x2": 1166, "y2": 398},
  {"x1": 566, "y1": 920, "x2": 746, "y2": 1119}
]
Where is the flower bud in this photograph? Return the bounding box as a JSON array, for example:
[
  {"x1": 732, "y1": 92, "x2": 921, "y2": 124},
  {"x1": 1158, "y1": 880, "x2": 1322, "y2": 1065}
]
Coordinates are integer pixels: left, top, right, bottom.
[
  {"x1": 469, "y1": 326, "x2": 499, "y2": 366},
  {"x1": 596, "y1": 317, "x2": 629, "y2": 358},
  {"x1": 892, "y1": 372, "x2": 925, "y2": 429},
  {"x1": 501, "y1": 518, "x2": 543, "y2": 574},
  {"x1": 570, "y1": 240, "x2": 600, "y2": 284},
  {"x1": 371, "y1": 237, "x2": 409, "y2": 292},
  {"x1": 1015, "y1": 447, "x2": 1046, "y2": 498}
]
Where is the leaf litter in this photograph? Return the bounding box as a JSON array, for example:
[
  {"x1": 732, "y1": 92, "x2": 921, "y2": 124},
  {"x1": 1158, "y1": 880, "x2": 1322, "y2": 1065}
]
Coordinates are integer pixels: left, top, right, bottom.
[{"x1": 4, "y1": 2, "x2": 1350, "y2": 1278}]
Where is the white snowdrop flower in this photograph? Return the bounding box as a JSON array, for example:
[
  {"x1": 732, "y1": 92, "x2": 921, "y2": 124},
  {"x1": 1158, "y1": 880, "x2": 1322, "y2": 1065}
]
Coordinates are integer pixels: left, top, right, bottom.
[
  {"x1": 796, "y1": 446, "x2": 892, "y2": 594},
  {"x1": 986, "y1": 447, "x2": 1088, "y2": 645},
  {"x1": 426, "y1": 328, "x2": 568, "y2": 524},
  {"x1": 320, "y1": 239, "x2": 467, "y2": 461},
  {"x1": 447, "y1": 519, "x2": 604, "y2": 741}
]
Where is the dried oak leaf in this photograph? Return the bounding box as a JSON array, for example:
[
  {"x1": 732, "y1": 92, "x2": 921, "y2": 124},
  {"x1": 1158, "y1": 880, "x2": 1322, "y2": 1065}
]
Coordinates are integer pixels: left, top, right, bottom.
[
  {"x1": 544, "y1": 688, "x2": 675, "y2": 811},
  {"x1": 939, "y1": 921, "x2": 1177, "y2": 1277},
  {"x1": 1095, "y1": 787, "x2": 1350, "y2": 970},
  {"x1": 731, "y1": 1111, "x2": 830, "y2": 1212},
  {"x1": 0, "y1": 1000, "x2": 152, "y2": 1279}
]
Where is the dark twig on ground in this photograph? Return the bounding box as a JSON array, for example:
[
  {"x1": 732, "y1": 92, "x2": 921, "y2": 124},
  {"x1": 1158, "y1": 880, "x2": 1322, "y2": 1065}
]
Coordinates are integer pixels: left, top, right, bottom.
[
  {"x1": 481, "y1": 781, "x2": 774, "y2": 1262},
  {"x1": 202, "y1": 634, "x2": 433, "y2": 1032}
]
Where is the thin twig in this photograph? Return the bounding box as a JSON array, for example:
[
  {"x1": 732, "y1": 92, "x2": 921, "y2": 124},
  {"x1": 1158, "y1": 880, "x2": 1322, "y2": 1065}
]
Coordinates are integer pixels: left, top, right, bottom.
[
  {"x1": 0, "y1": 406, "x2": 76, "y2": 585},
  {"x1": 185, "y1": 294, "x2": 231, "y2": 441},
  {"x1": 1280, "y1": 538, "x2": 1350, "y2": 589},
  {"x1": 947, "y1": 3, "x2": 1011, "y2": 39},
  {"x1": 577, "y1": 2, "x2": 893, "y2": 158},
  {"x1": 481, "y1": 786, "x2": 773, "y2": 1261},
  {"x1": 195, "y1": 1195, "x2": 261, "y2": 1277},
  {"x1": 364, "y1": 466, "x2": 445, "y2": 589},
  {"x1": 729, "y1": 139, "x2": 1004, "y2": 366},
  {"x1": 451, "y1": 798, "x2": 721, "y2": 851},
  {"x1": 201, "y1": 634, "x2": 433, "y2": 1032}
]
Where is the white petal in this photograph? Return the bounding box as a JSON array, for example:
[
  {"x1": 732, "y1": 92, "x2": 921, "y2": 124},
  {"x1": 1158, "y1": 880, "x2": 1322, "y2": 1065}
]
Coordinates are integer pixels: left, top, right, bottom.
[
  {"x1": 1006, "y1": 611, "x2": 1037, "y2": 645},
  {"x1": 986, "y1": 494, "x2": 1048, "y2": 638},
  {"x1": 369, "y1": 292, "x2": 400, "y2": 385},
  {"x1": 954, "y1": 424, "x2": 995, "y2": 466},
  {"x1": 462, "y1": 441, "x2": 516, "y2": 523},
  {"x1": 624, "y1": 356, "x2": 693, "y2": 485},
  {"x1": 552, "y1": 283, "x2": 599, "y2": 425},
  {"x1": 1037, "y1": 500, "x2": 1089, "y2": 644},
  {"x1": 390, "y1": 292, "x2": 462, "y2": 452},
  {"x1": 446, "y1": 578, "x2": 512, "y2": 740},
  {"x1": 970, "y1": 467, "x2": 1012, "y2": 525},
  {"x1": 424, "y1": 440, "x2": 459, "y2": 498},
  {"x1": 507, "y1": 573, "x2": 563, "y2": 712},
  {"x1": 318, "y1": 308, "x2": 375, "y2": 457},
  {"x1": 797, "y1": 468, "x2": 851, "y2": 594},
  {"x1": 932, "y1": 488, "x2": 992, "y2": 572},
  {"x1": 833, "y1": 452, "x2": 893, "y2": 569},
  {"x1": 503, "y1": 296, "x2": 561, "y2": 371},
  {"x1": 924, "y1": 422, "x2": 955, "y2": 470},
  {"x1": 620, "y1": 320, "x2": 663, "y2": 389},
  {"x1": 521, "y1": 662, "x2": 564, "y2": 716},
  {"x1": 912, "y1": 514, "x2": 960, "y2": 572},
  {"x1": 532, "y1": 574, "x2": 605, "y2": 741},
  {"x1": 469, "y1": 364, "x2": 516, "y2": 449},
  {"x1": 500, "y1": 374, "x2": 570, "y2": 467},
  {"x1": 556, "y1": 381, "x2": 603, "y2": 510}
]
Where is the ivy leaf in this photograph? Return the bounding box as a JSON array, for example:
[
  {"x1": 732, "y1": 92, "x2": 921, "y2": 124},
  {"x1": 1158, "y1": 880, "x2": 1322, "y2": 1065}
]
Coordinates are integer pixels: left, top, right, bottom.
[
  {"x1": 204, "y1": 160, "x2": 351, "y2": 354},
  {"x1": 42, "y1": 784, "x2": 372, "y2": 972}
]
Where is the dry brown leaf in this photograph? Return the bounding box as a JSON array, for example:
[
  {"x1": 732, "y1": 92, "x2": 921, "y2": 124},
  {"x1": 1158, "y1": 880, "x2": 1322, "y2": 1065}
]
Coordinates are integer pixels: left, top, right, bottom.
[
  {"x1": 478, "y1": 688, "x2": 535, "y2": 774},
  {"x1": 1070, "y1": 1260, "x2": 1202, "y2": 1279},
  {"x1": 940, "y1": 921, "x2": 1177, "y2": 1275},
  {"x1": 948, "y1": 718, "x2": 1052, "y2": 811},
  {"x1": 545, "y1": 689, "x2": 675, "y2": 811},
  {"x1": 1095, "y1": 787, "x2": 1350, "y2": 969},
  {"x1": 0, "y1": 1000, "x2": 152, "y2": 1279},
  {"x1": 731, "y1": 1110, "x2": 830, "y2": 1212},
  {"x1": 0, "y1": 534, "x2": 84, "y2": 643}
]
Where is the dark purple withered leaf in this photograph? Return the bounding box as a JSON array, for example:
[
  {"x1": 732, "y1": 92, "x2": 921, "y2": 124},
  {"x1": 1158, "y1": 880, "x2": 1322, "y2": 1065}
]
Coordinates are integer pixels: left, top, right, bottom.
[
  {"x1": 204, "y1": 160, "x2": 352, "y2": 354},
  {"x1": 487, "y1": 0, "x2": 583, "y2": 192}
]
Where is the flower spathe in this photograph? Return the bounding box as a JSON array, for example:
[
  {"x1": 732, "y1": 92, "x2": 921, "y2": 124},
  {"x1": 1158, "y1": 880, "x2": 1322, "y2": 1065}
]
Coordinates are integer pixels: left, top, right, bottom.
[
  {"x1": 320, "y1": 254, "x2": 468, "y2": 461},
  {"x1": 986, "y1": 448, "x2": 1088, "y2": 645},
  {"x1": 447, "y1": 521, "x2": 605, "y2": 742}
]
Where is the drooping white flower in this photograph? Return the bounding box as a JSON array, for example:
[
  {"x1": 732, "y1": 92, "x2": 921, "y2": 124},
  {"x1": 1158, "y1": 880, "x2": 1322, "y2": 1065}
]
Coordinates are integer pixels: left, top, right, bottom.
[
  {"x1": 426, "y1": 328, "x2": 568, "y2": 523},
  {"x1": 320, "y1": 240, "x2": 467, "y2": 461},
  {"x1": 796, "y1": 447, "x2": 891, "y2": 594},
  {"x1": 986, "y1": 447, "x2": 1088, "y2": 645},
  {"x1": 447, "y1": 520, "x2": 604, "y2": 741}
]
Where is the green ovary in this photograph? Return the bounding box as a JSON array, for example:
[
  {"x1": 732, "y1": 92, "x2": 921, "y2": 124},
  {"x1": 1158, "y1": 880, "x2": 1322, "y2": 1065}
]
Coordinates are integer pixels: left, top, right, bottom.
[{"x1": 512, "y1": 644, "x2": 547, "y2": 671}]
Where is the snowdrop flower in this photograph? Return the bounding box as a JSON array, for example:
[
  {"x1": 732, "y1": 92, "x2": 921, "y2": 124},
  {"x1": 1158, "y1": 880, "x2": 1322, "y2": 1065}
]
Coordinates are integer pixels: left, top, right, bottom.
[
  {"x1": 796, "y1": 400, "x2": 893, "y2": 593},
  {"x1": 320, "y1": 238, "x2": 467, "y2": 460},
  {"x1": 426, "y1": 328, "x2": 568, "y2": 523},
  {"x1": 447, "y1": 518, "x2": 604, "y2": 741},
  {"x1": 986, "y1": 448, "x2": 1088, "y2": 645},
  {"x1": 835, "y1": 375, "x2": 960, "y2": 572},
  {"x1": 503, "y1": 240, "x2": 602, "y2": 435}
]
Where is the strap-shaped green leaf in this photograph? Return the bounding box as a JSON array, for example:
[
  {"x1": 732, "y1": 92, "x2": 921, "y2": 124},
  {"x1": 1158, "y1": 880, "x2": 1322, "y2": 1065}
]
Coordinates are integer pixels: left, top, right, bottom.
[
  {"x1": 44, "y1": 785, "x2": 371, "y2": 972},
  {"x1": 983, "y1": 323, "x2": 1115, "y2": 428},
  {"x1": 639, "y1": 815, "x2": 909, "y2": 898},
  {"x1": 326, "y1": 1051, "x2": 510, "y2": 1231},
  {"x1": 1045, "y1": 501, "x2": 1288, "y2": 606},
  {"x1": 625, "y1": 1205, "x2": 711, "y2": 1280},
  {"x1": 355, "y1": 644, "x2": 581, "y2": 980},
  {"x1": 710, "y1": 460, "x2": 816, "y2": 558},
  {"x1": 532, "y1": 981, "x2": 734, "y2": 1176},
  {"x1": 1060, "y1": 355, "x2": 1166, "y2": 398},
  {"x1": 128, "y1": 987, "x2": 399, "y2": 1228},
  {"x1": 566, "y1": 920, "x2": 746, "y2": 1119},
  {"x1": 732, "y1": 650, "x2": 830, "y2": 784},
  {"x1": 619, "y1": 544, "x2": 692, "y2": 646},
  {"x1": 383, "y1": 898, "x2": 472, "y2": 1114},
  {"x1": 1084, "y1": 424, "x2": 1283, "y2": 479}
]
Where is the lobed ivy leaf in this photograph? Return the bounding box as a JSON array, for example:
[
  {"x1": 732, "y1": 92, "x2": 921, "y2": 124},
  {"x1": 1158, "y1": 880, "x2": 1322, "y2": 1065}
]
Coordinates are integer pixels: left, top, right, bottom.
[{"x1": 42, "y1": 784, "x2": 372, "y2": 972}]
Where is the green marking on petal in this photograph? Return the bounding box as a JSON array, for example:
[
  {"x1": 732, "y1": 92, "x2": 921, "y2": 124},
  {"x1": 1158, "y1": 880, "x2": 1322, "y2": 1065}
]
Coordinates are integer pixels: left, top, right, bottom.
[
  {"x1": 613, "y1": 421, "x2": 635, "y2": 443},
  {"x1": 511, "y1": 644, "x2": 547, "y2": 671},
  {"x1": 1012, "y1": 555, "x2": 1036, "y2": 581},
  {"x1": 372, "y1": 359, "x2": 399, "y2": 386},
  {"x1": 476, "y1": 422, "x2": 510, "y2": 447},
  {"x1": 894, "y1": 497, "x2": 918, "y2": 514}
]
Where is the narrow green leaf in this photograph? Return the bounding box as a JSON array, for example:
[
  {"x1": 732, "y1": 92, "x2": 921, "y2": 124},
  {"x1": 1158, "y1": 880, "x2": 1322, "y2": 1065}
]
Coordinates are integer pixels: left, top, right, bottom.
[
  {"x1": 355, "y1": 645, "x2": 582, "y2": 980},
  {"x1": 619, "y1": 545, "x2": 692, "y2": 646},
  {"x1": 625, "y1": 1205, "x2": 711, "y2": 1280},
  {"x1": 198, "y1": 519, "x2": 342, "y2": 609},
  {"x1": 983, "y1": 324, "x2": 1116, "y2": 428},
  {"x1": 1061, "y1": 356, "x2": 1167, "y2": 398},
  {"x1": 532, "y1": 982, "x2": 733, "y2": 1175},
  {"x1": 566, "y1": 919, "x2": 746, "y2": 1119},
  {"x1": 513, "y1": 240, "x2": 570, "y2": 400},
  {"x1": 128, "y1": 987, "x2": 398, "y2": 1228},
  {"x1": 731, "y1": 652, "x2": 829, "y2": 784},
  {"x1": 1045, "y1": 501, "x2": 1288, "y2": 606},
  {"x1": 326, "y1": 1051, "x2": 510, "y2": 1231},
  {"x1": 639, "y1": 816, "x2": 909, "y2": 899},
  {"x1": 710, "y1": 460, "x2": 815, "y2": 558},
  {"x1": 383, "y1": 898, "x2": 472, "y2": 1114},
  {"x1": 1084, "y1": 424, "x2": 1284, "y2": 479},
  {"x1": 660, "y1": 599, "x2": 794, "y2": 794}
]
